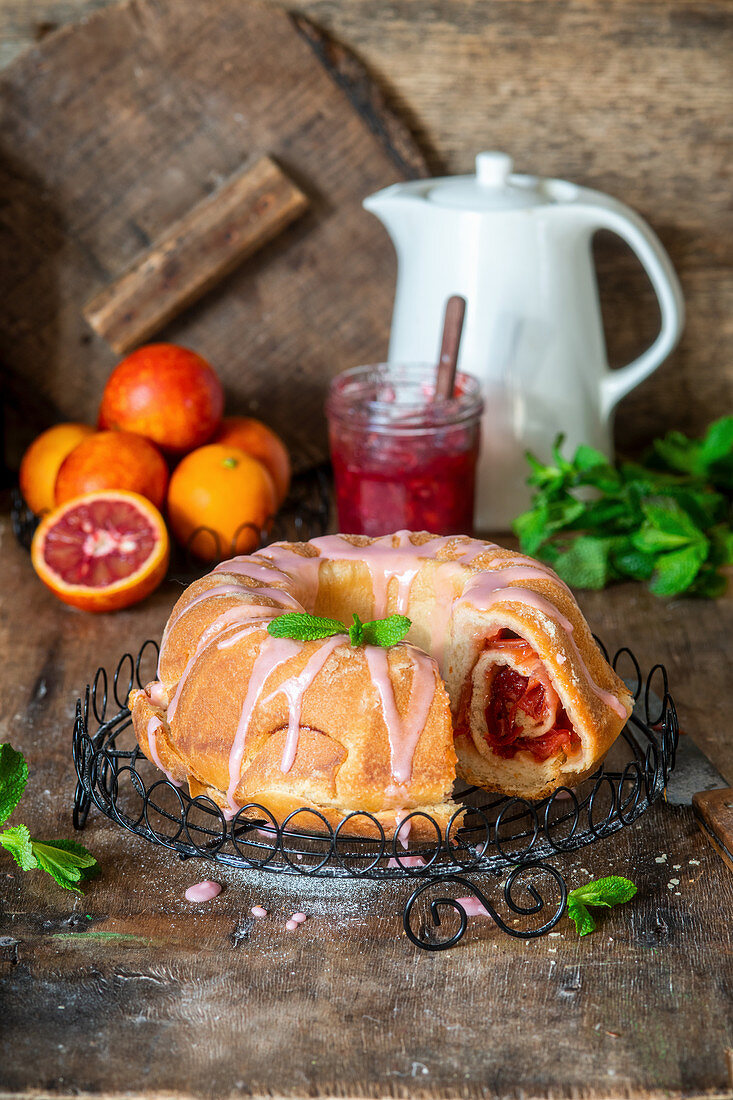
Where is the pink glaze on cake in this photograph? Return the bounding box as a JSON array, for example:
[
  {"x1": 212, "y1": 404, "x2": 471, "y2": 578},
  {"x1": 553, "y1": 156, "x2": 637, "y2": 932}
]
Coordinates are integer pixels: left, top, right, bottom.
[
  {"x1": 225, "y1": 634, "x2": 303, "y2": 815},
  {"x1": 146, "y1": 717, "x2": 182, "y2": 787},
  {"x1": 395, "y1": 810, "x2": 412, "y2": 849},
  {"x1": 261, "y1": 636, "x2": 345, "y2": 772},
  {"x1": 364, "y1": 645, "x2": 437, "y2": 787}
]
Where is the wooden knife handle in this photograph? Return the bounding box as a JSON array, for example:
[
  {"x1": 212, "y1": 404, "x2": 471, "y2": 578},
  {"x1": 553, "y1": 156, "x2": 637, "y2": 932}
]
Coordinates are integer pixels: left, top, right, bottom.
[
  {"x1": 83, "y1": 155, "x2": 309, "y2": 354},
  {"x1": 692, "y1": 788, "x2": 733, "y2": 871}
]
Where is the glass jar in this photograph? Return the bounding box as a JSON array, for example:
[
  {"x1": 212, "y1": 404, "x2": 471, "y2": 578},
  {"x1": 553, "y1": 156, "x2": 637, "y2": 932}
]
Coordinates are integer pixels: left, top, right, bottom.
[{"x1": 326, "y1": 362, "x2": 484, "y2": 536}]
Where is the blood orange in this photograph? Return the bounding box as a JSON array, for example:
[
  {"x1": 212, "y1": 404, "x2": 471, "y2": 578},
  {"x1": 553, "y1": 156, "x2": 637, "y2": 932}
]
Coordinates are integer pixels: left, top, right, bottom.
[
  {"x1": 98, "y1": 344, "x2": 224, "y2": 455},
  {"x1": 31, "y1": 491, "x2": 170, "y2": 612},
  {"x1": 54, "y1": 430, "x2": 169, "y2": 509}
]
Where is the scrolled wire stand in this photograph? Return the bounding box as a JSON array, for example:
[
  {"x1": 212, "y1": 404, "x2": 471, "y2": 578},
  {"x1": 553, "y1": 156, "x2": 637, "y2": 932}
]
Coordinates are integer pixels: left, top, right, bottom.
[{"x1": 71, "y1": 637, "x2": 678, "y2": 951}]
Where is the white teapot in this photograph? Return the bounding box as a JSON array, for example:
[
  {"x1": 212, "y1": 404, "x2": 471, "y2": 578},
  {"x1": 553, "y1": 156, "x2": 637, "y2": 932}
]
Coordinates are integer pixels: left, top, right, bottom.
[{"x1": 364, "y1": 152, "x2": 684, "y2": 530}]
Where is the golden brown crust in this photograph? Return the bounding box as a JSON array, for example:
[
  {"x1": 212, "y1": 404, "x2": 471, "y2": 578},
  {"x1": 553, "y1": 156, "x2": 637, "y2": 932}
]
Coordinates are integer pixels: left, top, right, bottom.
[{"x1": 129, "y1": 531, "x2": 633, "y2": 836}]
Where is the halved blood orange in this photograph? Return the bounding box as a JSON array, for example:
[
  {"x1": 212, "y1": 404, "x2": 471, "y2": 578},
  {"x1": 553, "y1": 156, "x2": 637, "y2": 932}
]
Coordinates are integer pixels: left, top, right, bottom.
[{"x1": 31, "y1": 490, "x2": 169, "y2": 612}]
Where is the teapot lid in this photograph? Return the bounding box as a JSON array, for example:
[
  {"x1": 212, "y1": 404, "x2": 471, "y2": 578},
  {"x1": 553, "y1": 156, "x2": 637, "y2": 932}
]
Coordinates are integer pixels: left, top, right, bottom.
[{"x1": 427, "y1": 152, "x2": 547, "y2": 211}]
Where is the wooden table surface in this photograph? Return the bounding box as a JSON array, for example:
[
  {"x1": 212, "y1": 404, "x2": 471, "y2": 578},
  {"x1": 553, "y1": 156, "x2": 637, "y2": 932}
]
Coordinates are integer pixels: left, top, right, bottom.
[{"x1": 1, "y1": 509, "x2": 732, "y2": 1099}]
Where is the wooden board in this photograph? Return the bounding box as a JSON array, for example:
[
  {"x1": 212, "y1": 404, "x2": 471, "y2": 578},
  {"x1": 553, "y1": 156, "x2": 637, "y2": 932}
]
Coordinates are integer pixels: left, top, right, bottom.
[
  {"x1": 4, "y1": 0, "x2": 730, "y2": 464},
  {"x1": 3, "y1": 1, "x2": 732, "y2": 472},
  {"x1": 0, "y1": 513, "x2": 732, "y2": 1098},
  {"x1": 0, "y1": 0, "x2": 428, "y2": 471}
]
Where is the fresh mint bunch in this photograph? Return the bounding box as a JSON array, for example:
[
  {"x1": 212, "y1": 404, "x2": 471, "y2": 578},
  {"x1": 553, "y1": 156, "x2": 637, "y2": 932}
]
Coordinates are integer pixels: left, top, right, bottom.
[
  {"x1": 268, "y1": 611, "x2": 411, "y2": 648},
  {"x1": 513, "y1": 418, "x2": 733, "y2": 598},
  {"x1": 0, "y1": 743, "x2": 98, "y2": 894},
  {"x1": 566, "y1": 875, "x2": 637, "y2": 936}
]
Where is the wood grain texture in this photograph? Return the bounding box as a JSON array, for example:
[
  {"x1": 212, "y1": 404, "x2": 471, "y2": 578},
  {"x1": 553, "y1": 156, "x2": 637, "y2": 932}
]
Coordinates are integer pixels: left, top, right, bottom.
[
  {"x1": 693, "y1": 788, "x2": 733, "y2": 872},
  {"x1": 0, "y1": 0, "x2": 731, "y2": 462},
  {"x1": 0, "y1": 511, "x2": 732, "y2": 1098},
  {"x1": 0, "y1": 0, "x2": 429, "y2": 472},
  {"x1": 83, "y1": 155, "x2": 310, "y2": 353}
]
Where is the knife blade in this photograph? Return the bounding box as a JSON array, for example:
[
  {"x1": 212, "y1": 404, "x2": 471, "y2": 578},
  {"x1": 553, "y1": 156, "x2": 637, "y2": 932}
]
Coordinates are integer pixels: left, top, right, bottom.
[{"x1": 632, "y1": 686, "x2": 733, "y2": 870}]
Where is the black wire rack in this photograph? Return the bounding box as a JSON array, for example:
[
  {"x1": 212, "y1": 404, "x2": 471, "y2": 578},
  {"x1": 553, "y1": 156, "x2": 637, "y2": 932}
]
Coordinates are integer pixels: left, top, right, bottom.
[{"x1": 72, "y1": 637, "x2": 678, "y2": 951}]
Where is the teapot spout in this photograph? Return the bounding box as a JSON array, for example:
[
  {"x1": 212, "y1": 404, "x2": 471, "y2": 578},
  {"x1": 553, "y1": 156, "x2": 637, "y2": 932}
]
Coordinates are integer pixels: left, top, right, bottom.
[{"x1": 363, "y1": 182, "x2": 427, "y2": 258}]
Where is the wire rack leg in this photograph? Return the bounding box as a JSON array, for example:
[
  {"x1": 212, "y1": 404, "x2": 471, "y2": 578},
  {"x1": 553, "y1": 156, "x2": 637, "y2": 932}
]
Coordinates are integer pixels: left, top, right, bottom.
[{"x1": 403, "y1": 863, "x2": 567, "y2": 951}]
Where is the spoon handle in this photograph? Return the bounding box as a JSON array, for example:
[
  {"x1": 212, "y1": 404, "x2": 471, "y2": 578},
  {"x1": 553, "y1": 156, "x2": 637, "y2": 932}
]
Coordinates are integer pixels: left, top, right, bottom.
[{"x1": 435, "y1": 295, "x2": 466, "y2": 400}]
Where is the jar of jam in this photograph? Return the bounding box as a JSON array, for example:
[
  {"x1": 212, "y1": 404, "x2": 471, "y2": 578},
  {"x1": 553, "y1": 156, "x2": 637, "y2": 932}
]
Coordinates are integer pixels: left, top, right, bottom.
[{"x1": 326, "y1": 363, "x2": 484, "y2": 536}]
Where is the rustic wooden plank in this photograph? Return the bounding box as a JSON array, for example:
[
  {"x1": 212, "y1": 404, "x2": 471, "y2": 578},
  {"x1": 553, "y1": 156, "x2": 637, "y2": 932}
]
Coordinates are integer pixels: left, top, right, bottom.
[
  {"x1": 0, "y1": 513, "x2": 732, "y2": 1097},
  {"x1": 693, "y1": 788, "x2": 733, "y2": 872},
  {"x1": 83, "y1": 155, "x2": 309, "y2": 354}
]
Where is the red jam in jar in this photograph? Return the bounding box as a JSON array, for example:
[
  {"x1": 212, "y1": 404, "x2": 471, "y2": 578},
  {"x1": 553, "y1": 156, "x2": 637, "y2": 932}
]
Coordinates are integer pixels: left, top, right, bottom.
[{"x1": 326, "y1": 363, "x2": 484, "y2": 536}]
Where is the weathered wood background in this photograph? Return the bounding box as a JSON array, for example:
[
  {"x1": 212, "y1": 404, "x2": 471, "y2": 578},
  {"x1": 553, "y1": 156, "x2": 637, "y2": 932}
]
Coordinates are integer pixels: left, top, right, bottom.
[
  {"x1": 1, "y1": 5, "x2": 732, "y2": 1098},
  {"x1": 1, "y1": 0, "x2": 731, "y2": 461}
]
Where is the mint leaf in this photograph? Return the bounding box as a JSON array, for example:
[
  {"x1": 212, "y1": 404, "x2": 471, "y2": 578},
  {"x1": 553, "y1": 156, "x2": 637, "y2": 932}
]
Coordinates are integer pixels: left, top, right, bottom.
[
  {"x1": 269, "y1": 611, "x2": 411, "y2": 649},
  {"x1": 0, "y1": 825, "x2": 38, "y2": 871},
  {"x1": 348, "y1": 613, "x2": 365, "y2": 646},
  {"x1": 267, "y1": 613, "x2": 346, "y2": 641},
  {"x1": 640, "y1": 498, "x2": 707, "y2": 543},
  {"x1": 31, "y1": 839, "x2": 98, "y2": 894},
  {"x1": 689, "y1": 567, "x2": 729, "y2": 599},
  {"x1": 572, "y1": 443, "x2": 610, "y2": 473},
  {"x1": 361, "y1": 615, "x2": 411, "y2": 648},
  {"x1": 566, "y1": 875, "x2": 637, "y2": 935},
  {"x1": 553, "y1": 536, "x2": 612, "y2": 590},
  {"x1": 0, "y1": 744, "x2": 28, "y2": 824},
  {"x1": 45, "y1": 838, "x2": 100, "y2": 882},
  {"x1": 650, "y1": 543, "x2": 708, "y2": 597},
  {"x1": 568, "y1": 876, "x2": 637, "y2": 907},
  {"x1": 514, "y1": 502, "x2": 551, "y2": 555},
  {"x1": 699, "y1": 416, "x2": 733, "y2": 468},
  {"x1": 567, "y1": 897, "x2": 596, "y2": 937},
  {"x1": 612, "y1": 541, "x2": 656, "y2": 580}
]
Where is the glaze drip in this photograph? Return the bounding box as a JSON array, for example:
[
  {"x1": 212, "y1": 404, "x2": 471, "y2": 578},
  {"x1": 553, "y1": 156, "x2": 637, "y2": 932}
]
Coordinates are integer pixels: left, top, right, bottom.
[
  {"x1": 262, "y1": 636, "x2": 345, "y2": 773},
  {"x1": 225, "y1": 634, "x2": 303, "y2": 815},
  {"x1": 146, "y1": 716, "x2": 182, "y2": 787},
  {"x1": 364, "y1": 644, "x2": 438, "y2": 789}
]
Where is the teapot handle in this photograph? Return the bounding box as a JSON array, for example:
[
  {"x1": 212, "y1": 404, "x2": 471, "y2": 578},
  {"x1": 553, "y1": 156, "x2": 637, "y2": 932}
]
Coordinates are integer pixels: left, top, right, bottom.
[{"x1": 571, "y1": 193, "x2": 685, "y2": 419}]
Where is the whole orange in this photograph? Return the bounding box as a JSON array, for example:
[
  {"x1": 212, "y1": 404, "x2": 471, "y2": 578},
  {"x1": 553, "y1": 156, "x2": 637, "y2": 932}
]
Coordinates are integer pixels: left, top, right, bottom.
[
  {"x1": 167, "y1": 444, "x2": 277, "y2": 561},
  {"x1": 212, "y1": 417, "x2": 291, "y2": 506},
  {"x1": 98, "y1": 344, "x2": 224, "y2": 455},
  {"x1": 19, "y1": 423, "x2": 95, "y2": 515},
  {"x1": 55, "y1": 431, "x2": 169, "y2": 509}
]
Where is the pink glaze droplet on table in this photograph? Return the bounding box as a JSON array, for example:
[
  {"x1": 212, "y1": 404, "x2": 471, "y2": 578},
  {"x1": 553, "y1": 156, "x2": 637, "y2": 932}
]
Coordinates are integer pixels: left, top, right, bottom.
[
  {"x1": 455, "y1": 895, "x2": 491, "y2": 917},
  {"x1": 251, "y1": 906, "x2": 268, "y2": 918},
  {"x1": 285, "y1": 919, "x2": 299, "y2": 931},
  {"x1": 291, "y1": 912, "x2": 307, "y2": 923},
  {"x1": 185, "y1": 880, "x2": 222, "y2": 903}
]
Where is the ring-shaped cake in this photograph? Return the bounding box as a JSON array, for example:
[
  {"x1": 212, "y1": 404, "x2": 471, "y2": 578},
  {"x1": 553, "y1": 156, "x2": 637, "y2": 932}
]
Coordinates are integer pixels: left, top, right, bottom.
[{"x1": 129, "y1": 531, "x2": 633, "y2": 839}]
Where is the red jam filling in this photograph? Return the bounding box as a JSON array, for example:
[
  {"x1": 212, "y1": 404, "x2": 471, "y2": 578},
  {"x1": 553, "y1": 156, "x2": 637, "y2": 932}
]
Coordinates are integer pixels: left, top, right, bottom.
[{"x1": 481, "y1": 631, "x2": 581, "y2": 763}]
